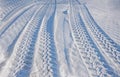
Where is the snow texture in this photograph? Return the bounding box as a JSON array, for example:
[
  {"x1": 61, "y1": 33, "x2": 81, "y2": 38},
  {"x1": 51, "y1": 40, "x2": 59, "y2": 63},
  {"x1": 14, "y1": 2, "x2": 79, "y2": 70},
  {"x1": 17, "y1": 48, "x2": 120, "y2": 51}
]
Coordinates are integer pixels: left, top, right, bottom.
[{"x1": 0, "y1": 0, "x2": 120, "y2": 77}]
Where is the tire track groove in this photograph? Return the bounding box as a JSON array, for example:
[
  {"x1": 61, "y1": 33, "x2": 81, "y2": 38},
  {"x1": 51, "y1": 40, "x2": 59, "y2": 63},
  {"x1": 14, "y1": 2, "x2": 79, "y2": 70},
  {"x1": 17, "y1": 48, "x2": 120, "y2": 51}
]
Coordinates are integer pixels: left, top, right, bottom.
[
  {"x1": 31, "y1": 1, "x2": 60, "y2": 77},
  {"x1": 0, "y1": 4, "x2": 48, "y2": 77},
  {"x1": 69, "y1": 1, "x2": 118, "y2": 76},
  {"x1": 80, "y1": 4, "x2": 120, "y2": 75}
]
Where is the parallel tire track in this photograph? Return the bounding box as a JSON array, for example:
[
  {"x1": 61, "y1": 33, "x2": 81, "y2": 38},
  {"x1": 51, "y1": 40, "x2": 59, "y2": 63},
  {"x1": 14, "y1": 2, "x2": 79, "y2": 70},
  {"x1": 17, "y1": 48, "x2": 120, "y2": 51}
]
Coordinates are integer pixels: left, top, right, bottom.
[
  {"x1": 0, "y1": 5, "x2": 38, "y2": 66},
  {"x1": 80, "y1": 4, "x2": 120, "y2": 75},
  {"x1": 31, "y1": 1, "x2": 60, "y2": 77},
  {"x1": 0, "y1": 3, "x2": 48, "y2": 77},
  {"x1": 2, "y1": 3, "x2": 36, "y2": 22},
  {"x1": 0, "y1": 0, "x2": 31, "y2": 21},
  {"x1": 0, "y1": 4, "x2": 35, "y2": 36},
  {"x1": 69, "y1": 1, "x2": 118, "y2": 77},
  {"x1": 0, "y1": 0, "x2": 119, "y2": 77}
]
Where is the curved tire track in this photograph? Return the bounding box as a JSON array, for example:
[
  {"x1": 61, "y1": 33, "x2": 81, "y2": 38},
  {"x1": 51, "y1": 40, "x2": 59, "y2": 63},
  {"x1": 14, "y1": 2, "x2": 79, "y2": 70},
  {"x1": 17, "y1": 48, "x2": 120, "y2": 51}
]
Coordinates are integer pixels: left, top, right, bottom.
[
  {"x1": 80, "y1": 4, "x2": 120, "y2": 75},
  {"x1": 69, "y1": 1, "x2": 118, "y2": 76},
  {"x1": 31, "y1": 1, "x2": 60, "y2": 77},
  {"x1": 0, "y1": 3, "x2": 49, "y2": 77},
  {"x1": 0, "y1": 5, "x2": 38, "y2": 66}
]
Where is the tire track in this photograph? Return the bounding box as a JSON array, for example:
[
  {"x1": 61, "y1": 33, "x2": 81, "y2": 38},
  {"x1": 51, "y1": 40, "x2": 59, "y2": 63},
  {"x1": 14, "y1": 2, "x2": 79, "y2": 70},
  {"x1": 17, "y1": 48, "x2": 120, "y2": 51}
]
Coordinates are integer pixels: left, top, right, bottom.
[
  {"x1": 80, "y1": 4, "x2": 120, "y2": 75},
  {"x1": 2, "y1": 3, "x2": 36, "y2": 22},
  {"x1": 0, "y1": 0, "x2": 31, "y2": 21},
  {"x1": 0, "y1": 3, "x2": 49, "y2": 77},
  {"x1": 0, "y1": 4, "x2": 35, "y2": 36},
  {"x1": 31, "y1": 0, "x2": 60, "y2": 77},
  {"x1": 0, "y1": 5, "x2": 38, "y2": 67},
  {"x1": 0, "y1": 6, "x2": 36, "y2": 51},
  {"x1": 0, "y1": 5, "x2": 14, "y2": 21},
  {"x1": 69, "y1": 0, "x2": 118, "y2": 76}
]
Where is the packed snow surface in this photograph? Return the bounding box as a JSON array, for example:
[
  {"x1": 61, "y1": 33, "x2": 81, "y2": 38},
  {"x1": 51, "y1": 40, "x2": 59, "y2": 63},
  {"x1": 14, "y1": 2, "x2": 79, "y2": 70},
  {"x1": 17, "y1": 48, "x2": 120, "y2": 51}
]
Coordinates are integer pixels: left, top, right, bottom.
[{"x1": 0, "y1": 0, "x2": 120, "y2": 77}]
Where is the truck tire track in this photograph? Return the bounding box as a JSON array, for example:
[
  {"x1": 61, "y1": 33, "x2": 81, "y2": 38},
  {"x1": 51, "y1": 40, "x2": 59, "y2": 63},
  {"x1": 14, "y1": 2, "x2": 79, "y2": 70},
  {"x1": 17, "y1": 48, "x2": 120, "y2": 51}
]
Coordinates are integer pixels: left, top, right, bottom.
[
  {"x1": 0, "y1": 5, "x2": 38, "y2": 67},
  {"x1": 0, "y1": 4, "x2": 35, "y2": 36},
  {"x1": 80, "y1": 4, "x2": 120, "y2": 75},
  {"x1": 0, "y1": 3, "x2": 49, "y2": 77},
  {"x1": 31, "y1": 0, "x2": 60, "y2": 77},
  {"x1": 69, "y1": 0, "x2": 118, "y2": 76}
]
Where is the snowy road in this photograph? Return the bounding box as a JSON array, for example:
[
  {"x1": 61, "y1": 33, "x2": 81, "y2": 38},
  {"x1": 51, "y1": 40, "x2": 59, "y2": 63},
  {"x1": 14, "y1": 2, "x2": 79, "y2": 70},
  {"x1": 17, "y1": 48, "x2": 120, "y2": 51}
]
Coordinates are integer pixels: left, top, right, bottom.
[{"x1": 0, "y1": 0, "x2": 120, "y2": 77}]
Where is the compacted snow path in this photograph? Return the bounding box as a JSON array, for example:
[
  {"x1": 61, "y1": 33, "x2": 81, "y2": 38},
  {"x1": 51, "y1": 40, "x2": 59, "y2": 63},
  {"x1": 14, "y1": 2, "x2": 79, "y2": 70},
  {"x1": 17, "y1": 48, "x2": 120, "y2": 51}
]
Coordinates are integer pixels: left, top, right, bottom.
[{"x1": 0, "y1": 0, "x2": 120, "y2": 77}]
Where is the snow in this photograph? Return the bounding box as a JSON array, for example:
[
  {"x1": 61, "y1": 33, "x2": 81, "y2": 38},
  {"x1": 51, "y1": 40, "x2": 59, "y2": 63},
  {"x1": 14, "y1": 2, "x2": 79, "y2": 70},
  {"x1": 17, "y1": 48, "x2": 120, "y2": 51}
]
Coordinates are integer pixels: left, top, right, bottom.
[
  {"x1": 0, "y1": 0, "x2": 120, "y2": 77},
  {"x1": 83, "y1": 0, "x2": 120, "y2": 45}
]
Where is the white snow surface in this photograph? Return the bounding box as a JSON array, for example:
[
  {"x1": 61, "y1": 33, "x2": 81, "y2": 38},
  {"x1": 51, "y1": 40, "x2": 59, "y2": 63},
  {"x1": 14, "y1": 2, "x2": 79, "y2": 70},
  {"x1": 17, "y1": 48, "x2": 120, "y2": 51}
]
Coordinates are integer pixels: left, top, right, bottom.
[{"x1": 0, "y1": 0, "x2": 120, "y2": 77}]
